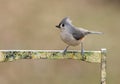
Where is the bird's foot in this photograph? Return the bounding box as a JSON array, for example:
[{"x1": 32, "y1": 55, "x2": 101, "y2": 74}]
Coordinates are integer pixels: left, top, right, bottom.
[
  {"x1": 62, "y1": 49, "x2": 67, "y2": 55},
  {"x1": 81, "y1": 49, "x2": 86, "y2": 61},
  {"x1": 62, "y1": 46, "x2": 69, "y2": 55}
]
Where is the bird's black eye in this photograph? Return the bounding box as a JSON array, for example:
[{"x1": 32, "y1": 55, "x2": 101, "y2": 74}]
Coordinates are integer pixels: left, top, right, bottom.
[{"x1": 62, "y1": 24, "x2": 64, "y2": 27}]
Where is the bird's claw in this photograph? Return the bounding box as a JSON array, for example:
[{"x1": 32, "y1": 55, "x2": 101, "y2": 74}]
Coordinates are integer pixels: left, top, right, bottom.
[
  {"x1": 62, "y1": 46, "x2": 69, "y2": 55},
  {"x1": 81, "y1": 49, "x2": 86, "y2": 61},
  {"x1": 62, "y1": 50, "x2": 67, "y2": 55}
]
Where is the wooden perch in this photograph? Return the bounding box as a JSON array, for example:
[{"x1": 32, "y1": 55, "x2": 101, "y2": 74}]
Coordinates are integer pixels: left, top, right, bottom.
[
  {"x1": 0, "y1": 50, "x2": 102, "y2": 63},
  {"x1": 0, "y1": 48, "x2": 107, "y2": 84}
]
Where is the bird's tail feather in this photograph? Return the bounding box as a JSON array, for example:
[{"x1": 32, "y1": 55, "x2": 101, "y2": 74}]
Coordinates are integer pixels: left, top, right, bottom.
[{"x1": 87, "y1": 31, "x2": 103, "y2": 34}]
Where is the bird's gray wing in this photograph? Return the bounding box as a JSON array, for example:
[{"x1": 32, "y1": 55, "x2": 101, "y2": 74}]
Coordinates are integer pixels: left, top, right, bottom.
[{"x1": 71, "y1": 28, "x2": 86, "y2": 40}]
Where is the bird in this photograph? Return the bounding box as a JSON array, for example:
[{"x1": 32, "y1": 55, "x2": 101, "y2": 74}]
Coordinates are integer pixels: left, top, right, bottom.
[{"x1": 56, "y1": 17, "x2": 103, "y2": 60}]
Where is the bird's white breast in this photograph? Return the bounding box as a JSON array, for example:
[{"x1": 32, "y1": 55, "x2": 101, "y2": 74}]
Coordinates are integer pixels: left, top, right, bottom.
[{"x1": 60, "y1": 30, "x2": 81, "y2": 46}]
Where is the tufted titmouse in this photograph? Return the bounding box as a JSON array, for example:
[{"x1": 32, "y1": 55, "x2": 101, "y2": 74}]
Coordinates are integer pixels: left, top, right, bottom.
[{"x1": 56, "y1": 17, "x2": 102, "y2": 59}]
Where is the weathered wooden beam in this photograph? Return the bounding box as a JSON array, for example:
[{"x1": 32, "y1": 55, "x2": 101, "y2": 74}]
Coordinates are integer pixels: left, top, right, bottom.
[
  {"x1": 101, "y1": 48, "x2": 107, "y2": 84},
  {"x1": 0, "y1": 50, "x2": 102, "y2": 63},
  {"x1": 0, "y1": 49, "x2": 107, "y2": 84}
]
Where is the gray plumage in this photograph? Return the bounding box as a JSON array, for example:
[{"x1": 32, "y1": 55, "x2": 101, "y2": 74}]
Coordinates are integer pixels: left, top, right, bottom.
[
  {"x1": 56, "y1": 17, "x2": 103, "y2": 55},
  {"x1": 56, "y1": 17, "x2": 102, "y2": 45}
]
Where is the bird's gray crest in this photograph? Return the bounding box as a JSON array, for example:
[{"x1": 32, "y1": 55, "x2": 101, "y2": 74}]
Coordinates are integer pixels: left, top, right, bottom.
[
  {"x1": 56, "y1": 17, "x2": 72, "y2": 28},
  {"x1": 61, "y1": 17, "x2": 72, "y2": 24}
]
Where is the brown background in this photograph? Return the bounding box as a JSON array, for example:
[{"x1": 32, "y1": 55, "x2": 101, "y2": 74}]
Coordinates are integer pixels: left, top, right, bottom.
[{"x1": 0, "y1": 0, "x2": 119, "y2": 84}]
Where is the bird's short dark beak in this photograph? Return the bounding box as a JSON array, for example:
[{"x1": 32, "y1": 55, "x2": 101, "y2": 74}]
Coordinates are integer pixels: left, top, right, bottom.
[{"x1": 56, "y1": 25, "x2": 60, "y2": 28}]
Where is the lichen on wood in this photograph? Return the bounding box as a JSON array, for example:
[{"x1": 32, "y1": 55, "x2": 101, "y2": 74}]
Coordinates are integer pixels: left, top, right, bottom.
[{"x1": 0, "y1": 50, "x2": 101, "y2": 63}]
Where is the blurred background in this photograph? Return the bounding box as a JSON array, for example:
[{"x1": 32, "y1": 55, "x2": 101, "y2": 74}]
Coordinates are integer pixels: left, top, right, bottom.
[{"x1": 0, "y1": 0, "x2": 119, "y2": 84}]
